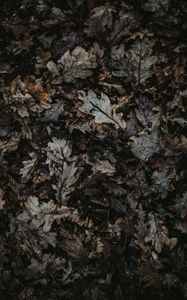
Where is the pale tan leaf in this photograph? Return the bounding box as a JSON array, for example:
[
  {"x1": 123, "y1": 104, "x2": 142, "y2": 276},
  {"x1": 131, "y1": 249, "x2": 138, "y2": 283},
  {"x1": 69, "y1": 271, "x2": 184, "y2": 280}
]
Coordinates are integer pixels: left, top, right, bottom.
[
  {"x1": 58, "y1": 46, "x2": 97, "y2": 82},
  {"x1": 91, "y1": 160, "x2": 116, "y2": 175},
  {"x1": 17, "y1": 196, "x2": 81, "y2": 233},
  {"x1": 78, "y1": 90, "x2": 126, "y2": 129},
  {"x1": 56, "y1": 161, "x2": 81, "y2": 204},
  {"x1": 19, "y1": 153, "x2": 37, "y2": 183}
]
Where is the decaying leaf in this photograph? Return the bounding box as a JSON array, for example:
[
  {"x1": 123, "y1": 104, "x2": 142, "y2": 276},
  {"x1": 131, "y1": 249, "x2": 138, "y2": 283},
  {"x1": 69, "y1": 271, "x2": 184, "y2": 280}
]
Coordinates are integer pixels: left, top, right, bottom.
[
  {"x1": 109, "y1": 11, "x2": 137, "y2": 42},
  {"x1": 47, "y1": 138, "x2": 81, "y2": 204},
  {"x1": 27, "y1": 254, "x2": 65, "y2": 276},
  {"x1": 94, "y1": 237, "x2": 104, "y2": 254},
  {"x1": 152, "y1": 169, "x2": 176, "y2": 198},
  {"x1": 84, "y1": 6, "x2": 113, "y2": 38},
  {"x1": 78, "y1": 90, "x2": 126, "y2": 129},
  {"x1": 145, "y1": 213, "x2": 178, "y2": 253},
  {"x1": 170, "y1": 192, "x2": 187, "y2": 218},
  {"x1": 60, "y1": 230, "x2": 85, "y2": 259},
  {"x1": 111, "y1": 36, "x2": 157, "y2": 86},
  {"x1": 10, "y1": 76, "x2": 52, "y2": 112},
  {"x1": 57, "y1": 46, "x2": 97, "y2": 82},
  {"x1": 0, "y1": 1, "x2": 186, "y2": 297},
  {"x1": 47, "y1": 137, "x2": 72, "y2": 176},
  {"x1": 41, "y1": 102, "x2": 64, "y2": 122},
  {"x1": 142, "y1": 0, "x2": 170, "y2": 14},
  {"x1": 17, "y1": 196, "x2": 81, "y2": 233},
  {"x1": 69, "y1": 119, "x2": 92, "y2": 133},
  {"x1": 0, "y1": 133, "x2": 21, "y2": 161},
  {"x1": 56, "y1": 161, "x2": 81, "y2": 203},
  {"x1": 0, "y1": 187, "x2": 5, "y2": 210},
  {"x1": 131, "y1": 132, "x2": 159, "y2": 161},
  {"x1": 91, "y1": 160, "x2": 116, "y2": 175},
  {"x1": 46, "y1": 60, "x2": 60, "y2": 75},
  {"x1": 19, "y1": 152, "x2": 37, "y2": 183}
]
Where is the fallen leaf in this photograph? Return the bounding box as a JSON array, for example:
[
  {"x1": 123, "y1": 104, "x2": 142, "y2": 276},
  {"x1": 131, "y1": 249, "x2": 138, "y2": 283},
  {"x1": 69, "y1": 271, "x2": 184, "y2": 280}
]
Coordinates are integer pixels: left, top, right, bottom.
[
  {"x1": 145, "y1": 213, "x2": 177, "y2": 253},
  {"x1": 19, "y1": 153, "x2": 37, "y2": 183},
  {"x1": 0, "y1": 133, "x2": 21, "y2": 161},
  {"x1": 78, "y1": 90, "x2": 126, "y2": 129},
  {"x1": 46, "y1": 60, "x2": 60, "y2": 75},
  {"x1": 152, "y1": 169, "x2": 176, "y2": 198},
  {"x1": 131, "y1": 132, "x2": 159, "y2": 161},
  {"x1": 142, "y1": 0, "x2": 169, "y2": 14},
  {"x1": 60, "y1": 230, "x2": 85, "y2": 259},
  {"x1": 27, "y1": 254, "x2": 65, "y2": 276},
  {"x1": 109, "y1": 11, "x2": 137, "y2": 43},
  {"x1": 47, "y1": 137, "x2": 72, "y2": 176},
  {"x1": 91, "y1": 160, "x2": 116, "y2": 175},
  {"x1": 0, "y1": 187, "x2": 5, "y2": 210},
  {"x1": 58, "y1": 46, "x2": 97, "y2": 82},
  {"x1": 111, "y1": 36, "x2": 157, "y2": 86},
  {"x1": 84, "y1": 6, "x2": 113, "y2": 38},
  {"x1": 170, "y1": 192, "x2": 187, "y2": 218},
  {"x1": 17, "y1": 196, "x2": 80, "y2": 233},
  {"x1": 56, "y1": 161, "x2": 81, "y2": 204},
  {"x1": 41, "y1": 102, "x2": 64, "y2": 122}
]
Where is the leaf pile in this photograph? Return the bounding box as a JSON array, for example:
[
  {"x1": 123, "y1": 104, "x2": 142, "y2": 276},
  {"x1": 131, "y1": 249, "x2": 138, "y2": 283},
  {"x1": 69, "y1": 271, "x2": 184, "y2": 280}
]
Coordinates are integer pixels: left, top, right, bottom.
[{"x1": 0, "y1": 0, "x2": 187, "y2": 299}]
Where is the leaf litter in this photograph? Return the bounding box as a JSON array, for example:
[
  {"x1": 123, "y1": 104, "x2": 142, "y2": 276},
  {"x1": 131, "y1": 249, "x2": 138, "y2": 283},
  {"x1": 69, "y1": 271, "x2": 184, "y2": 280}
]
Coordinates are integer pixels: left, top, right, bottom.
[{"x1": 0, "y1": 0, "x2": 187, "y2": 299}]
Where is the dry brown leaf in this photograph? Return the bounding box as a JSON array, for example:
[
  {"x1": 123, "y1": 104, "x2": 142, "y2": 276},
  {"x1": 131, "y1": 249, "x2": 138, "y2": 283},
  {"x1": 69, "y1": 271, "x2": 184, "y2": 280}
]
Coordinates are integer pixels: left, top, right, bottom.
[
  {"x1": 60, "y1": 231, "x2": 85, "y2": 259},
  {"x1": 10, "y1": 76, "x2": 52, "y2": 113}
]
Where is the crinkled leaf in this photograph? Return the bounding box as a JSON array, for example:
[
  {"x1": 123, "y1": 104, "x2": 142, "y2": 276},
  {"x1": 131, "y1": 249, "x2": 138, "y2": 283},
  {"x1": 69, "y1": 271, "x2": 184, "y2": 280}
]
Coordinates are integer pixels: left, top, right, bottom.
[
  {"x1": 19, "y1": 153, "x2": 37, "y2": 183},
  {"x1": 47, "y1": 137, "x2": 72, "y2": 176},
  {"x1": 57, "y1": 46, "x2": 97, "y2": 82},
  {"x1": 111, "y1": 36, "x2": 157, "y2": 86},
  {"x1": 60, "y1": 230, "x2": 85, "y2": 259},
  {"x1": 131, "y1": 132, "x2": 159, "y2": 161},
  {"x1": 56, "y1": 161, "x2": 81, "y2": 204},
  {"x1": 17, "y1": 196, "x2": 80, "y2": 233},
  {"x1": 91, "y1": 160, "x2": 116, "y2": 175},
  {"x1": 47, "y1": 138, "x2": 81, "y2": 204}
]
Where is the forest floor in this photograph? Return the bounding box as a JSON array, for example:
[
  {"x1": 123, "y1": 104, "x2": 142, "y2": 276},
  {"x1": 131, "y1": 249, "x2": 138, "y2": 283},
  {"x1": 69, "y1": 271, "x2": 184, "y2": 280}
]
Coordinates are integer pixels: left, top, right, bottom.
[{"x1": 0, "y1": 0, "x2": 187, "y2": 299}]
